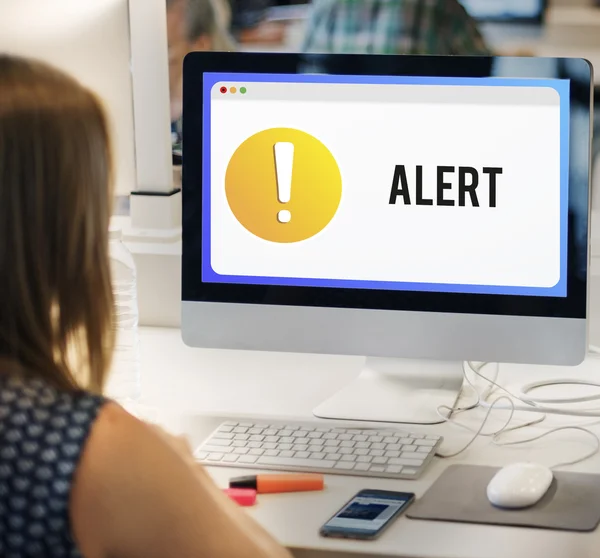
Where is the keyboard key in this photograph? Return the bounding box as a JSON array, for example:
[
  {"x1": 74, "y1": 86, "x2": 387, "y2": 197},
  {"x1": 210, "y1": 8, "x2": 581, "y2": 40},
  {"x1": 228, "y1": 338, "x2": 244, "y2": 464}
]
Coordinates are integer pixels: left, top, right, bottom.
[
  {"x1": 234, "y1": 448, "x2": 249, "y2": 455},
  {"x1": 386, "y1": 443, "x2": 402, "y2": 451},
  {"x1": 323, "y1": 433, "x2": 337, "y2": 440},
  {"x1": 280, "y1": 451, "x2": 295, "y2": 458},
  {"x1": 340, "y1": 441, "x2": 355, "y2": 448},
  {"x1": 223, "y1": 454, "x2": 239, "y2": 463},
  {"x1": 355, "y1": 463, "x2": 370, "y2": 471},
  {"x1": 248, "y1": 442, "x2": 262, "y2": 449},
  {"x1": 368, "y1": 436, "x2": 383, "y2": 443},
  {"x1": 294, "y1": 445, "x2": 309, "y2": 452},
  {"x1": 280, "y1": 437, "x2": 294, "y2": 444},
  {"x1": 292, "y1": 431, "x2": 307, "y2": 438},
  {"x1": 308, "y1": 439, "x2": 325, "y2": 446},
  {"x1": 195, "y1": 451, "x2": 208, "y2": 460},
  {"x1": 385, "y1": 451, "x2": 400, "y2": 458},
  {"x1": 201, "y1": 445, "x2": 233, "y2": 454},
  {"x1": 414, "y1": 439, "x2": 437, "y2": 447},
  {"x1": 399, "y1": 438, "x2": 413, "y2": 445},
  {"x1": 370, "y1": 449, "x2": 384, "y2": 457},
  {"x1": 265, "y1": 436, "x2": 278, "y2": 442},
  {"x1": 353, "y1": 435, "x2": 368, "y2": 442},
  {"x1": 326, "y1": 453, "x2": 341, "y2": 461},
  {"x1": 308, "y1": 432, "x2": 322, "y2": 439},
  {"x1": 310, "y1": 452, "x2": 327, "y2": 460},
  {"x1": 401, "y1": 452, "x2": 425, "y2": 461},
  {"x1": 263, "y1": 429, "x2": 278, "y2": 436},
  {"x1": 325, "y1": 440, "x2": 340, "y2": 447},
  {"x1": 235, "y1": 434, "x2": 250, "y2": 441},
  {"x1": 338, "y1": 448, "x2": 354, "y2": 455},
  {"x1": 208, "y1": 439, "x2": 231, "y2": 447},
  {"x1": 389, "y1": 458, "x2": 423, "y2": 467},
  {"x1": 335, "y1": 462, "x2": 355, "y2": 470},
  {"x1": 233, "y1": 427, "x2": 248, "y2": 434},
  {"x1": 258, "y1": 456, "x2": 336, "y2": 469},
  {"x1": 372, "y1": 457, "x2": 388, "y2": 465},
  {"x1": 264, "y1": 450, "x2": 279, "y2": 457},
  {"x1": 279, "y1": 443, "x2": 292, "y2": 451},
  {"x1": 337, "y1": 434, "x2": 353, "y2": 441},
  {"x1": 248, "y1": 428, "x2": 263, "y2": 435},
  {"x1": 249, "y1": 449, "x2": 264, "y2": 456},
  {"x1": 263, "y1": 442, "x2": 277, "y2": 450},
  {"x1": 218, "y1": 426, "x2": 234, "y2": 433},
  {"x1": 418, "y1": 447, "x2": 431, "y2": 453},
  {"x1": 207, "y1": 453, "x2": 224, "y2": 461},
  {"x1": 354, "y1": 448, "x2": 369, "y2": 456},
  {"x1": 386, "y1": 465, "x2": 402, "y2": 474},
  {"x1": 279, "y1": 430, "x2": 293, "y2": 437},
  {"x1": 249, "y1": 435, "x2": 264, "y2": 442},
  {"x1": 296, "y1": 451, "x2": 310, "y2": 458},
  {"x1": 383, "y1": 437, "x2": 398, "y2": 444},
  {"x1": 341, "y1": 455, "x2": 356, "y2": 462},
  {"x1": 370, "y1": 466, "x2": 386, "y2": 472},
  {"x1": 238, "y1": 455, "x2": 258, "y2": 464},
  {"x1": 371, "y1": 443, "x2": 385, "y2": 450},
  {"x1": 356, "y1": 456, "x2": 372, "y2": 463},
  {"x1": 213, "y1": 433, "x2": 234, "y2": 440},
  {"x1": 355, "y1": 442, "x2": 370, "y2": 449}
]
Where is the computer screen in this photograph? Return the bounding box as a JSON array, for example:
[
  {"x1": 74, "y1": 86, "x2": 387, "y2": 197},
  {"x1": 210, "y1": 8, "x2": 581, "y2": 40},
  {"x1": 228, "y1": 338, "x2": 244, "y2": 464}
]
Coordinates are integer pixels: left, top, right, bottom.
[
  {"x1": 182, "y1": 53, "x2": 590, "y2": 368},
  {"x1": 459, "y1": 0, "x2": 545, "y2": 21},
  {"x1": 203, "y1": 73, "x2": 568, "y2": 298}
]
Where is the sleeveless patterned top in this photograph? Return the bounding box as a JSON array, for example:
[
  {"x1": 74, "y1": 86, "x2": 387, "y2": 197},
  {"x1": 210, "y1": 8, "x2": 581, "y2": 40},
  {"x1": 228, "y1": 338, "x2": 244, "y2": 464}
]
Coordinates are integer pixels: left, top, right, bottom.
[{"x1": 0, "y1": 374, "x2": 105, "y2": 557}]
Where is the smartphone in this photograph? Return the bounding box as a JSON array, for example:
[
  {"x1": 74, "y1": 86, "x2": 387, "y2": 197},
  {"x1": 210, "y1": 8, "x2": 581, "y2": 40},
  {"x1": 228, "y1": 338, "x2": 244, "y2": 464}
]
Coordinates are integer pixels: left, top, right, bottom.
[{"x1": 320, "y1": 489, "x2": 415, "y2": 540}]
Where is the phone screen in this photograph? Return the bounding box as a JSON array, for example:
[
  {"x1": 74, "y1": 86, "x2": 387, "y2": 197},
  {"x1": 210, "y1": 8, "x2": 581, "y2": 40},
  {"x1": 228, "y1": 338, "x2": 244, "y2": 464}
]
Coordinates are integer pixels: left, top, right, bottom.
[{"x1": 321, "y1": 490, "x2": 414, "y2": 539}]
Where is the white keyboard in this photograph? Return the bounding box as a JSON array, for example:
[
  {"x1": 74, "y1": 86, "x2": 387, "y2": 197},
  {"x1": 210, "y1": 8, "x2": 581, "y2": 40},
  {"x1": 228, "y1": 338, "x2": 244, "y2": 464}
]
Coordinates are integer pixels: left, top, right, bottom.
[{"x1": 194, "y1": 420, "x2": 442, "y2": 480}]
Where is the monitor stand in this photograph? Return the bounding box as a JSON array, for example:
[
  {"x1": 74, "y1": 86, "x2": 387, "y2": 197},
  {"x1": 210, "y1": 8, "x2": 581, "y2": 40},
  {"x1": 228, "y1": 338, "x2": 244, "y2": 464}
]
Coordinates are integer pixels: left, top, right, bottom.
[{"x1": 312, "y1": 358, "x2": 464, "y2": 425}]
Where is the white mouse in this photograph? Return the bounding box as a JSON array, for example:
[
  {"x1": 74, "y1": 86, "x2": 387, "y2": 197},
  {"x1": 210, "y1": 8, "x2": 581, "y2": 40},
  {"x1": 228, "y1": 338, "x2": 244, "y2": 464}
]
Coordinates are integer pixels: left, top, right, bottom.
[{"x1": 487, "y1": 462, "x2": 554, "y2": 509}]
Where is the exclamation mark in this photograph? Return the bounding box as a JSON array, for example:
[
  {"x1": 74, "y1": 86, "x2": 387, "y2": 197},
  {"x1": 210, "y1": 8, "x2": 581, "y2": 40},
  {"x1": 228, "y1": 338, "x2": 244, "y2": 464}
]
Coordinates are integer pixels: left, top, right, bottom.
[{"x1": 274, "y1": 142, "x2": 294, "y2": 223}]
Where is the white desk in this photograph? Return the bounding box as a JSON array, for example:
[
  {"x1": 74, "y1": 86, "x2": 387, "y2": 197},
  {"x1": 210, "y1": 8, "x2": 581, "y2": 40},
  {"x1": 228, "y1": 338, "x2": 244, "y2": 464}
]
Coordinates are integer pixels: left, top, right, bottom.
[{"x1": 132, "y1": 326, "x2": 600, "y2": 558}]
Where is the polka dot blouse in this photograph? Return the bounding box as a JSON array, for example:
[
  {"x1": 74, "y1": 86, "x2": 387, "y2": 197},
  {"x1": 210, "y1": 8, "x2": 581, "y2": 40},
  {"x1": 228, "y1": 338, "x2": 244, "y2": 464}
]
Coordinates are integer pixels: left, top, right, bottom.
[{"x1": 0, "y1": 374, "x2": 104, "y2": 557}]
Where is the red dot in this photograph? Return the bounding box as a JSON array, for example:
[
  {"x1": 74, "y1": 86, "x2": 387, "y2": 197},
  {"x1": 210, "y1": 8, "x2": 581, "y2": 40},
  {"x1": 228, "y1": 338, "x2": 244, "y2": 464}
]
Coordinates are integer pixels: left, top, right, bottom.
[{"x1": 220, "y1": 86, "x2": 227, "y2": 94}]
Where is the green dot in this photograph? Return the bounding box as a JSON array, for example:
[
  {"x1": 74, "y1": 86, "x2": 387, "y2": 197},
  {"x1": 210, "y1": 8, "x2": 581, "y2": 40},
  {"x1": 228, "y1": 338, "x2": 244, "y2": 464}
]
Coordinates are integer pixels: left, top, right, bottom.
[{"x1": 240, "y1": 87, "x2": 247, "y2": 94}]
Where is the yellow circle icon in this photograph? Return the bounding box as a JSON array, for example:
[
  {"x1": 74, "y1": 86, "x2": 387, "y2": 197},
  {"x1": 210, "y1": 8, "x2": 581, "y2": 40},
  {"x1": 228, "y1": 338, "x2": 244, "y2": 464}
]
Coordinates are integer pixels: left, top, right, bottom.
[{"x1": 225, "y1": 128, "x2": 342, "y2": 243}]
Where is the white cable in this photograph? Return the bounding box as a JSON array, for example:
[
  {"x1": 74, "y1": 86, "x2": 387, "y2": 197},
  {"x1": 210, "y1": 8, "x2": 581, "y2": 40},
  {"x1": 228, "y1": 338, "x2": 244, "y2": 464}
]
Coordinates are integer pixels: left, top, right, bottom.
[
  {"x1": 436, "y1": 362, "x2": 600, "y2": 468},
  {"x1": 492, "y1": 426, "x2": 600, "y2": 470}
]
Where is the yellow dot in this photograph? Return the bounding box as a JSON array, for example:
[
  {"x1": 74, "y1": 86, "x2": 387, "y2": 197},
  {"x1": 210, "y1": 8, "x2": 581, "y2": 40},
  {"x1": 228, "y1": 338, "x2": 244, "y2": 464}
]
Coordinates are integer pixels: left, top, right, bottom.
[
  {"x1": 230, "y1": 86, "x2": 237, "y2": 94},
  {"x1": 225, "y1": 128, "x2": 342, "y2": 244}
]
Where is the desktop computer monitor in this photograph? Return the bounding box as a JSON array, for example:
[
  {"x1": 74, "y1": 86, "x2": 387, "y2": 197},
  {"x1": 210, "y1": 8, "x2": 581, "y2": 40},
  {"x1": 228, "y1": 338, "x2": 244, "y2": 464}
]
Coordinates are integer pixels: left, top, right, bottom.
[
  {"x1": 0, "y1": 0, "x2": 136, "y2": 197},
  {"x1": 181, "y1": 53, "x2": 592, "y2": 425},
  {"x1": 0, "y1": 0, "x2": 173, "y2": 200}
]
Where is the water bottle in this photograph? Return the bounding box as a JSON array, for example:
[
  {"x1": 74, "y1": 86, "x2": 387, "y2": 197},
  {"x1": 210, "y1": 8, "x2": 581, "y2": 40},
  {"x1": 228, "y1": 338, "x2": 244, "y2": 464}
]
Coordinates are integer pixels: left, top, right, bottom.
[{"x1": 106, "y1": 225, "x2": 141, "y2": 402}]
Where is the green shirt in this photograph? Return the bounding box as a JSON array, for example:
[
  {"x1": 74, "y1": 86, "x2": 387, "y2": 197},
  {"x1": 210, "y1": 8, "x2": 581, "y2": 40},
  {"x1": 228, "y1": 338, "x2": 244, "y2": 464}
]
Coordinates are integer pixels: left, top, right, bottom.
[{"x1": 302, "y1": 0, "x2": 491, "y2": 56}]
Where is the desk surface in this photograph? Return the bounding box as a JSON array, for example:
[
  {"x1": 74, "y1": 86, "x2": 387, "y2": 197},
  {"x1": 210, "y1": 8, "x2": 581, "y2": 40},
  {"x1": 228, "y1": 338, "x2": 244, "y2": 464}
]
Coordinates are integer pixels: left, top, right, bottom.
[{"x1": 135, "y1": 327, "x2": 600, "y2": 558}]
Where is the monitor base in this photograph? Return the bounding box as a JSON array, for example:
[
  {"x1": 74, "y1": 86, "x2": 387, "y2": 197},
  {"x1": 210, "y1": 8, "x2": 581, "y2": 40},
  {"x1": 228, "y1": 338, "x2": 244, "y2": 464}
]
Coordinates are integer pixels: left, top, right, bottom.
[{"x1": 313, "y1": 358, "x2": 464, "y2": 425}]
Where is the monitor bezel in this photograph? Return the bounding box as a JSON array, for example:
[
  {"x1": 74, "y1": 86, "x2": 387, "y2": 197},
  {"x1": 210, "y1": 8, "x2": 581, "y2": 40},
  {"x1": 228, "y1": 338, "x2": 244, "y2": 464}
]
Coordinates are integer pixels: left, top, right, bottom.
[{"x1": 182, "y1": 52, "x2": 592, "y2": 321}]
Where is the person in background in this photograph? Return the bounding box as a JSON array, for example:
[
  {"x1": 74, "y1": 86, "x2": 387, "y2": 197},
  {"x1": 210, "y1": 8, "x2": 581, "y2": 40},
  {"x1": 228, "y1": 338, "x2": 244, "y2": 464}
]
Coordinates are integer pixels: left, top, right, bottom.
[
  {"x1": 167, "y1": 0, "x2": 235, "y2": 154},
  {"x1": 228, "y1": 0, "x2": 286, "y2": 45},
  {"x1": 302, "y1": 0, "x2": 491, "y2": 56},
  {"x1": 0, "y1": 54, "x2": 293, "y2": 558}
]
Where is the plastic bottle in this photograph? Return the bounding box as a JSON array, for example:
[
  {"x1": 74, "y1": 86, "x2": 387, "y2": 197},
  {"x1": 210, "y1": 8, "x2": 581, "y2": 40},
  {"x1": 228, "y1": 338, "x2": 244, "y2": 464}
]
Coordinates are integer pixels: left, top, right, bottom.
[{"x1": 106, "y1": 226, "x2": 141, "y2": 402}]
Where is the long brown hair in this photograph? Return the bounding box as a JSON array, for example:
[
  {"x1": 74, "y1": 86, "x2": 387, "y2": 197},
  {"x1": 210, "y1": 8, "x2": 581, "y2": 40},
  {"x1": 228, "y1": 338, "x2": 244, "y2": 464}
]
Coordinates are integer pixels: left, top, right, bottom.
[{"x1": 0, "y1": 55, "x2": 115, "y2": 393}]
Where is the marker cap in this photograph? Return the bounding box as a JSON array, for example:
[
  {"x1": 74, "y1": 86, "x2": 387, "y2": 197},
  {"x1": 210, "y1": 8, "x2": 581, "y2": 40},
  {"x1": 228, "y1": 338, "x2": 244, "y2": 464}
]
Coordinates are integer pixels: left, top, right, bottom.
[{"x1": 223, "y1": 488, "x2": 257, "y2": 506}]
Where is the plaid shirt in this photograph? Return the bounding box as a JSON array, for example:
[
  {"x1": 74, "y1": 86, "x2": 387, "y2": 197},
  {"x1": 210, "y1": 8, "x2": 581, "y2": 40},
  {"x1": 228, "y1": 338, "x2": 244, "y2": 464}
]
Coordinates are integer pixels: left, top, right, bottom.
[{"x1": 302, "y1": 0, "x2": 491, "y2": 56}]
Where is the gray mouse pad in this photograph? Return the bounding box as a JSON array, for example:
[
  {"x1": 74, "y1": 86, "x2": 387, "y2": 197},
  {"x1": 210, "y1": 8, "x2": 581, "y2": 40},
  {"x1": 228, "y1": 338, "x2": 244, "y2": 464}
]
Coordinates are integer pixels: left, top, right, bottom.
[{"x1": 407, "y1": 464, "x2": 600, "y2": 532}]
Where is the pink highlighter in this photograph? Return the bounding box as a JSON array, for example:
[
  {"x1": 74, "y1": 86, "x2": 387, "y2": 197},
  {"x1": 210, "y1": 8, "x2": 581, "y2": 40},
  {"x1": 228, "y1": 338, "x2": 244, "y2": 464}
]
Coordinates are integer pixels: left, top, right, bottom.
[{"x1": 223, "y1": 488, "x2": 257, "y2": 507}]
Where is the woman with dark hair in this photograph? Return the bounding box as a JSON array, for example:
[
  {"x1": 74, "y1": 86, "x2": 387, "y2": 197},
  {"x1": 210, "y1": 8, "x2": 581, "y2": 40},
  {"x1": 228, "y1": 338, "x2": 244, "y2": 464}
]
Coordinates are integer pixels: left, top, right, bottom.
[{"x1": 0, "y1": 55, "x2": 292, "y2": 558}]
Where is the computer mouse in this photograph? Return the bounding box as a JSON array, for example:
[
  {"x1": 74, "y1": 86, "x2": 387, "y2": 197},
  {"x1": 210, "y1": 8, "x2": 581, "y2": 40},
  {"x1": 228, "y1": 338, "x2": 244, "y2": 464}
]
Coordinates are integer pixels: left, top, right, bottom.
[{"x1": 486, "y1": 462, "x2": 554, "y2": 509}]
